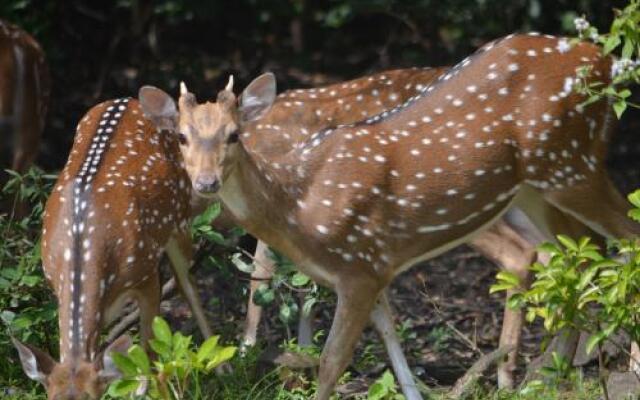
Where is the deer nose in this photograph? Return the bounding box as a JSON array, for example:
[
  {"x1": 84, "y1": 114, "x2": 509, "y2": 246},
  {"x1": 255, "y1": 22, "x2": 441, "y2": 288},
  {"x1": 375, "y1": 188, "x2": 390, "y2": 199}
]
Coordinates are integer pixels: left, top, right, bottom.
[{"x1": 194, "y1": 175, "x2": 220, "y2": 194}]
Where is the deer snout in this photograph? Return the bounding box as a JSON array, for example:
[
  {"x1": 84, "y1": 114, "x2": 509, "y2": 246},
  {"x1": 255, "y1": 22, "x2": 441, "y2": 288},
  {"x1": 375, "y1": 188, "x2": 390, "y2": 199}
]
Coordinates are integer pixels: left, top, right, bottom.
[{"x1": 194, "y1": 174, "x2": 220, "y2": 194}]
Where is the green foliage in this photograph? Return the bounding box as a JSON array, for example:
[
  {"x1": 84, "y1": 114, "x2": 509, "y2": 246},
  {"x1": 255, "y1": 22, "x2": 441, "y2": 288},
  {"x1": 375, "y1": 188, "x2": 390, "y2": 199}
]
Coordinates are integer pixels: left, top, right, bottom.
[
  {"x1": 0, "y1": 168, "x2": 57, "y2": 389},
  {"x1": 629, "y1": 189, "x2": 640, "y2": 222},
  {"x1": 492, "y1": 232, "x2": 640, "y2": 353},
  {"x1": 243, "y1": 248, "x2": 328, "y2": 330},
  {"x1": 107, "y1": 317, "x2": 237, "y2": 400},
  {"x1": 367, "y1": 370, "x2": 405, "y2": 400},
  {"x1": 190, "y1": 203, "x2": 225, "y2": 245},
  {"x1": 573, "y1": 0, "x2": 640, "y2": 118}
]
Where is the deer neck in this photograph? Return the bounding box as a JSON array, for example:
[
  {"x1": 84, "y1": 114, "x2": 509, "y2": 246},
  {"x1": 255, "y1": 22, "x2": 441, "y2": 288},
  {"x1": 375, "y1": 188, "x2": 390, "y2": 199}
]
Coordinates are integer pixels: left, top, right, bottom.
[
  {"x1": 218, "y1": 139, "x2": 326, "y2": 252},
  {"x1": 49, "y1": 181, "x2": 107, "y2": 365},
  {"x1": 55, "y1": 247, "x2": 105, "y2": 365}
]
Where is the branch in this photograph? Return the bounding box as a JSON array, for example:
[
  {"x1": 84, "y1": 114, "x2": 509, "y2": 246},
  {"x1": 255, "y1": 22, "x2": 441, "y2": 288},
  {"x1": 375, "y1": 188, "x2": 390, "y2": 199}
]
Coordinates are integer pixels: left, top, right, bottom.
[{"x1": 448, "y1": 345, "x2": 516, "y2": 399}]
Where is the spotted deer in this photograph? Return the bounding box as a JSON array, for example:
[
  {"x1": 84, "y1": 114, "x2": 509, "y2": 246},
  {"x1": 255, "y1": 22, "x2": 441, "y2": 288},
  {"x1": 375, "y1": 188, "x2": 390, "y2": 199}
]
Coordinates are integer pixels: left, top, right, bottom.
[
  {"x1": 12, "y1": 98, "x2": 211, "y2": 400},
  {"x1": 140, "y1": 33, "x2": 640, "y2": 399},
  {"x1": 0, "y1": 19, "x2": 50, "y2": 175},
  {"x1": 235, "y1": 66, "x2": 598, "y2": 393}
]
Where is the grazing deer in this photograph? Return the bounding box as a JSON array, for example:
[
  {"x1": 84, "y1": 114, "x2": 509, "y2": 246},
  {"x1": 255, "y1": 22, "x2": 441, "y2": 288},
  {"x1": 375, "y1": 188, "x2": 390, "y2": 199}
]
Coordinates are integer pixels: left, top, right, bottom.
[
  {"x1": 12, "y1": 98, "x2": 211, "y2": 400},
  {"x1": 140, "y1": 33, "x2": 640, "y2": 399},
  {"x1": 0, "y1": 19, "x2": 50, "y2": 175}
]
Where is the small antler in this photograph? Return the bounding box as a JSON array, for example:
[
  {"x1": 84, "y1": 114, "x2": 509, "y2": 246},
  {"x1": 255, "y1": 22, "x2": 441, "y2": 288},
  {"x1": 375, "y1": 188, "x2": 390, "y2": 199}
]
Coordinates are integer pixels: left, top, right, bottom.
[
  {"x1": 180, "y1": 81, "x2": 188, "y2": 96},
  {"x1": 225, "y1": 75, "x2": 234, "y2": 92}
]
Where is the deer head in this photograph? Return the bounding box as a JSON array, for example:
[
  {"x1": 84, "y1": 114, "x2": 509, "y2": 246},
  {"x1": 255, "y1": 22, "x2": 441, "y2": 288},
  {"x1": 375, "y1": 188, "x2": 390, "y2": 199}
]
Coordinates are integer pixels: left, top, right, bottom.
[
  {"x1": 12, "y1": 335, "x2": 131, "y2": 399},
  {"x1": 139, "y1": 73, "x2": 277, "y2": 198}
]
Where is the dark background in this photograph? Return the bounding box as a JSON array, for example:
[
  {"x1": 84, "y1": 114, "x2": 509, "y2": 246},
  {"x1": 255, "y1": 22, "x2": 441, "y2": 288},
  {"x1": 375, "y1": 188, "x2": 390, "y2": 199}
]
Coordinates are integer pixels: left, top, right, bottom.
[{"x1": 2, "y1": 0, "x2": 639, "y2": 191}]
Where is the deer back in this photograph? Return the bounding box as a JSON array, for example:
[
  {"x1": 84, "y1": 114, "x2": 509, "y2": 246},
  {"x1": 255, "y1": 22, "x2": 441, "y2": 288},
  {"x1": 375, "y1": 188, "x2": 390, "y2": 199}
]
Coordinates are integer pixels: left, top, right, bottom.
[{"x1": 42, "y1": 98, "x2": 190, "y2": 363}]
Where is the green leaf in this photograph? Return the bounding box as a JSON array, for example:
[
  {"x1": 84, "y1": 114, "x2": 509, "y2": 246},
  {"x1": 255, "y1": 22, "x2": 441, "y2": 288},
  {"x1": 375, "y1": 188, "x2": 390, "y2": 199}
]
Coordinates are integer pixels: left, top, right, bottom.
[
  {"x1": 628, "y1": 190, "x2": 640, "y2": 208},
  {"x1": 205, "y1": 346, "x2": 237, "y2": 371},
  {"x1": 302, "y1": 297, "x2": 317, "y2": 317},
  {"x1": 629, "y1": 209, "x2": 640, "y2": 223},
  {"x1": 108, "y1": 378, "x2": 140, "y2": 396},
  {"x1": 577, "y1": 265, "x2": 599, "y2": 290},
  {"x1": 128, "y1": 345, "x2": 151, "y2": 374},
  {"x1": 557, "y1": 235, "x2": 578, "y2": 252},
  {"x1": 604, "y1": 34, "x2": 621, "y2": 54},
  {"x1": 149, "y1": 339, "x2": 171, "y2": 358},
  {"x1": 230, "y1": 253, "x2": 255, "y2": 274},
  {"x1": 585, "y1": 332, "x2": 606, "y2": 355},
  {"x1": 197, "y1": 335, "x2": 221, "y2": 363},
  {"x1": 496, "y1": 271, "x2": 521, "y2": 286},
  {"x1": 489, "y1": 283, "x2": 516, "y2": 294},
  {"x1": 291, "y1": 272, "x2": 310, "y2": 287},
  {"x1": 111, "y1": 353, "x2": 138, "y2": 376},
  {"x1": 618, "y1": 88, "x2": 632, "y2": 99},
  {"x1": 614, "y1": 99, "x2": 627, "y2": 119},
  {"x1": 279, "y1": 301, "x2": 299, "y2": 324},
  {"x1": 203, "y1": 229, "x2": 226, "y2": 245},
  {"x1": 253, "y1": 284, "x2": 275, "y2": 306},
  {"x1": 152, "y1": 317, "x2": 172, "y2": 346},
  {"x1": 538, "y1": 242, "x2": 561, "y2": 255}
]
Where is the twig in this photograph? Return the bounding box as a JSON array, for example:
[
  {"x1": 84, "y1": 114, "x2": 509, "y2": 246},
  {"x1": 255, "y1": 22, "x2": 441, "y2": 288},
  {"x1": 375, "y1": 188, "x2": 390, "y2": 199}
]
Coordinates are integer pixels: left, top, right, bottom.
[
  {"x1": 421, "y1": 286, "x2": 484, "y2": 356},
  {"x1": 448, "y1": 345, "x2": 516, "y2": 399}
]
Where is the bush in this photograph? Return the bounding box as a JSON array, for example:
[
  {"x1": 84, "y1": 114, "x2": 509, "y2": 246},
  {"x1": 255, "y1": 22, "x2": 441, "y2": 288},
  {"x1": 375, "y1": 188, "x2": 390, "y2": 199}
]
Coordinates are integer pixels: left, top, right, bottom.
[
  {"x1": 0, "y1": 168, "x2": 57, "y2": 390},
  {"x1": 107, "y1": 317, "x2": 237, "y2": 400}
]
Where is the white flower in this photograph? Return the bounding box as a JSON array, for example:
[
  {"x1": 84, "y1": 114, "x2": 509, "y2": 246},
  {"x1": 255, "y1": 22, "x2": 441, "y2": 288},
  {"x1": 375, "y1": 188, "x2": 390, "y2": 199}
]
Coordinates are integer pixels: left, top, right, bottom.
[
  {"x1": 563, "y1": 77, "x2": 575, "y2": 93},
  {"x1": 611, "y1": 58, "x2": 635, "y2": 78},
  {"x1": 574, "y1": 17, "x2": 590, "y2": 32},
  {"x1": 556, "y1": 38, "x2": 571, "y2": 53}
]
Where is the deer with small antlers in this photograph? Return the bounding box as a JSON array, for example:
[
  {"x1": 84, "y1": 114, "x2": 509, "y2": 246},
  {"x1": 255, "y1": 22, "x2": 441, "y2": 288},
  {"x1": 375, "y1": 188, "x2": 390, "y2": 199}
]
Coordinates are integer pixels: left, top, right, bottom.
[
  {"x1": 235, "y1": 66, "x2": 598, "y2": 393},
  {"x1": 12, "y1": 98, "x2": 212, "y2": 400},
  {"x1": 0, "y1": 19, "x2": 50, "y2": 175},
  {"x1": 140, "y1": 33, "x2": 640, "y2": 399}
]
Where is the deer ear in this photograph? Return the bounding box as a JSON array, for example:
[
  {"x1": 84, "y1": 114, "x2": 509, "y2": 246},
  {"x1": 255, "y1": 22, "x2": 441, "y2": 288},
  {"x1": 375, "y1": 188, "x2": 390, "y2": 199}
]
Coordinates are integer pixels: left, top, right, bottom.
[
  {"x1": 138, "y1": 86, "x2": 178, "y2": 132},
  {"x1": 239, "y1": 72, "x2": 276, "y2": 122},
  {"x1": 11, "y1": 337, "x2": 55, "y2": 384},
  {"x1": 98, "y1": 334, "x2": 132, "y2": 382}
]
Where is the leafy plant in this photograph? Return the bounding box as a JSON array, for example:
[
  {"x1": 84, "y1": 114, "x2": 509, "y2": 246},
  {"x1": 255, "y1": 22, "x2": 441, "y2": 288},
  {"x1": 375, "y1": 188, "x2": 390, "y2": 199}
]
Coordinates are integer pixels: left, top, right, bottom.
[
  {"x1": 0, "y1": 168, "x2": 57, "y2": 388},
  {"x1": 236, "y1": 247, "x2": 330, "y2": 337},
  {"x1": 367, "y1": 370, "x2": 405, "y2": 400},
  {"x1": 572, "y1": 0, "x2": 640, "y2": 117},
  {"x1": 107, "y1": 317, "x2": 237, "y2": 400}
]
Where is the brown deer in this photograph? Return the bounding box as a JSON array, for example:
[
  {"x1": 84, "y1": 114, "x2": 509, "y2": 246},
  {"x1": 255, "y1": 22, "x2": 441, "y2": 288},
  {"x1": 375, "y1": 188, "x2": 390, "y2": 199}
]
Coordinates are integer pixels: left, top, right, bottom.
[
  {"x1": 0, "y1": 19, "x2": 50, "y2": 175},
  {"x1": 236, "y1": 66, "x2": 596, "y2": 392},
  {"x1": 140, "y1": 34, "x2": 640, "y2": 399},
  {"x1": 0, "y1": 20, "x2": 50, "y2": 217},
  {"x1": 12, "y1": 98, "x2": 211, "y2": 400}
]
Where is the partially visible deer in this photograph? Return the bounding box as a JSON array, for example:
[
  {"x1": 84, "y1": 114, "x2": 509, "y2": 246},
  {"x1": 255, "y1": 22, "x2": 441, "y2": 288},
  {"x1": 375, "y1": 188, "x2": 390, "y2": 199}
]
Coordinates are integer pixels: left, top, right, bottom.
[
  {"x1": 12, "y1": 98, "x2": 211, "y2": 400},
  {"x1": 0, "y1": 19, "x2": 50, "y2": 175},
  {"x1": 140, "y1": 34, "x2": 640, "y2": 399},
  {"x1": 235, "y1": 66, "x2": 598, "y2": 392}
]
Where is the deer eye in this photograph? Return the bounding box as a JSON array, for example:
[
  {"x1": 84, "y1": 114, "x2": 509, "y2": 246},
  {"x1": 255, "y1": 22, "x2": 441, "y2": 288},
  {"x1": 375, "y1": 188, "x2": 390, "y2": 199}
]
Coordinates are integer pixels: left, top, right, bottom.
[
  {"x1": 177, "y1": 133, "x2": 188, "y2": 145},
  {"x1": 227, "y1": 131, "x2": 239, "y2": 144}
]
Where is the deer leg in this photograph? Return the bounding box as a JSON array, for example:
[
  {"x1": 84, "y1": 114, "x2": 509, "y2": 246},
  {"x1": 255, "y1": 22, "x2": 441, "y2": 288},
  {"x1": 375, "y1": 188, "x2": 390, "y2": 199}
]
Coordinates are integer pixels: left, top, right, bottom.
[
  {"x1": 243, "y1": 240, "x2": 276, "y2": 347},
  {"x1": 316, "y1": 275, "x2": 381, "y2": 400},
  {"x1": 370, "y1": 291, "x2": 422, "y2": 400},
  {"x1": 136, "y1": 273, "x2": 161, "y2": 346},
  {"x1": 166, "y1": 235, "x2": 212, "y2": 338},
  {"x1": 470, "y1": 219, "x2": 535, "y2": 389},
  {"x1": 297, "y1": 296, "x2": 316, "y2": 347}
]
